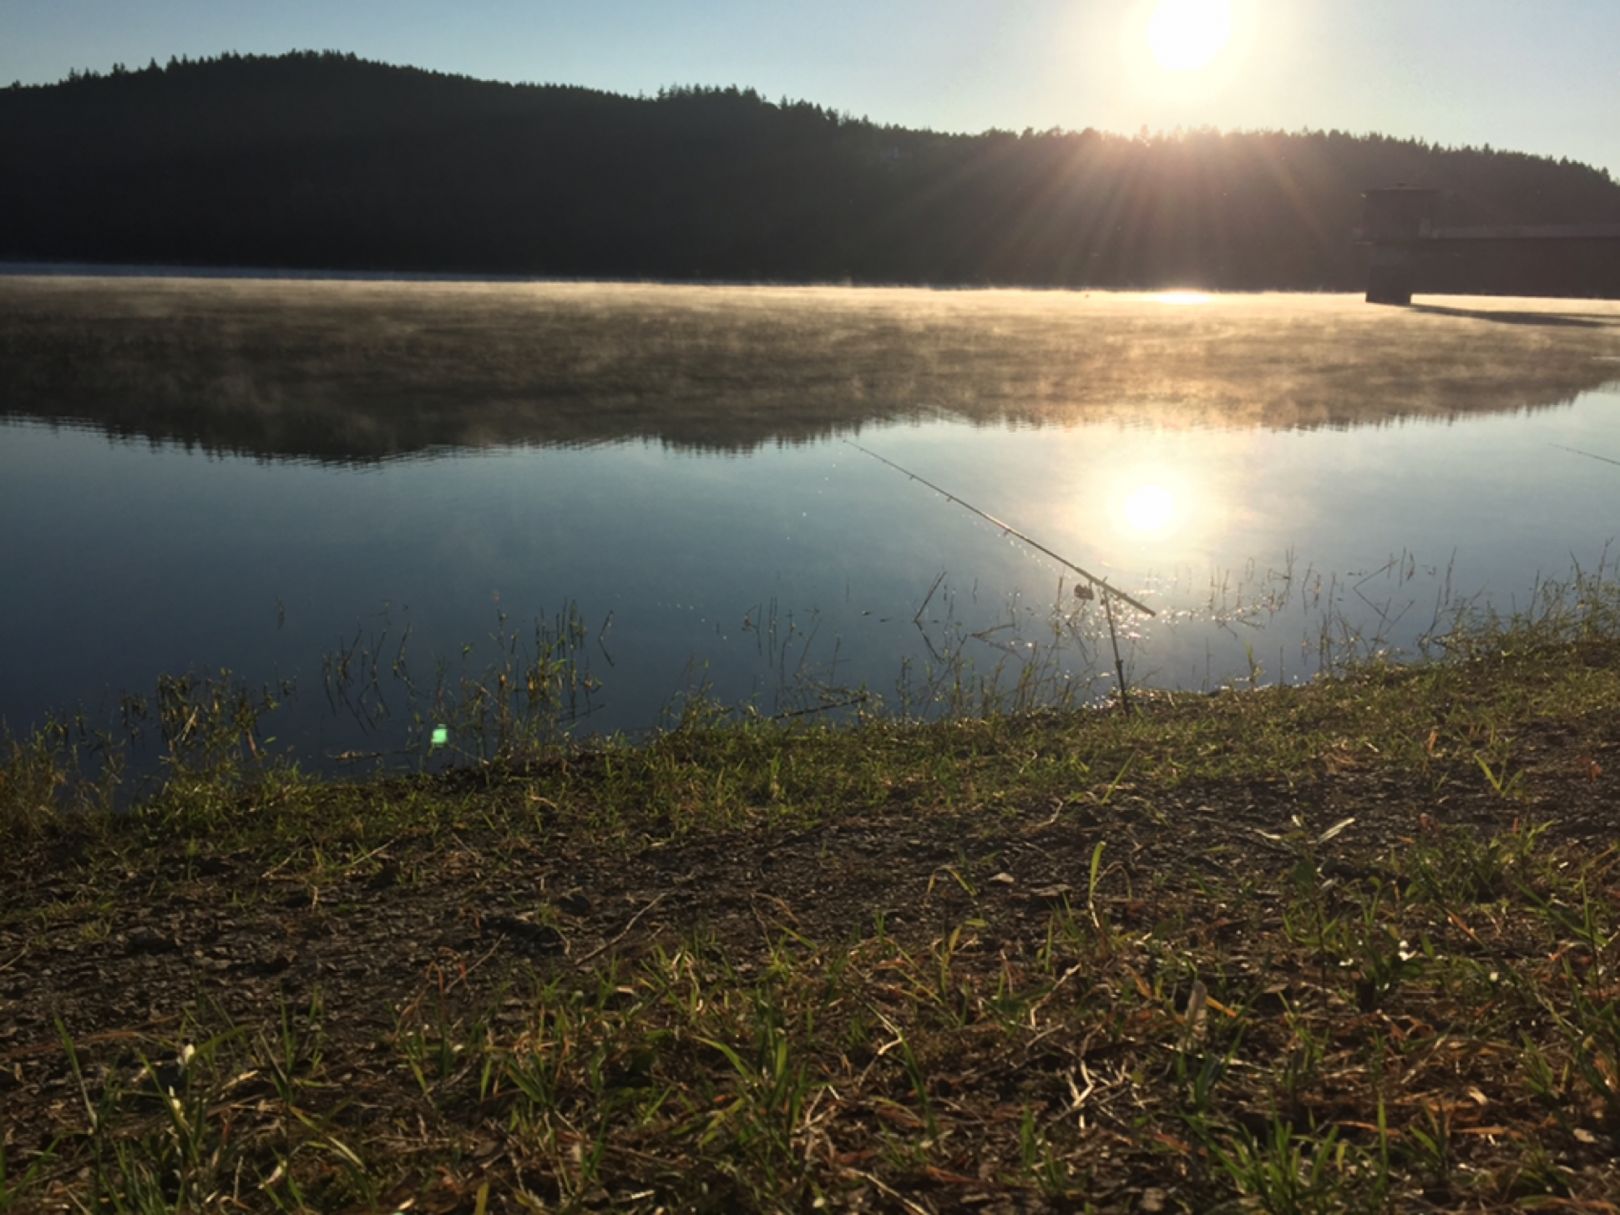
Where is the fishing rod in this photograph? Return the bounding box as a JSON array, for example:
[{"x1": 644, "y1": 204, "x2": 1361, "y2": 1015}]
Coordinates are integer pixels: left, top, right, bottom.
[{"x1": 841, "y1": 438, "x2": 1155, "y2": 618}]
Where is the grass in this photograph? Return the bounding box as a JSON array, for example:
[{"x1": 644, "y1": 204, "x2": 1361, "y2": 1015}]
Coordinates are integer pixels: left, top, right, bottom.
[{"x1": 3, "y1": 582, "x2": 1620, "y2": 1210}]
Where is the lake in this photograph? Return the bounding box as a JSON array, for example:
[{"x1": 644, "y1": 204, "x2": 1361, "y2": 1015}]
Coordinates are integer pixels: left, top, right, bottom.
[{"x1": 3, "y1": 275, "x2": 1618, "y2": 771}]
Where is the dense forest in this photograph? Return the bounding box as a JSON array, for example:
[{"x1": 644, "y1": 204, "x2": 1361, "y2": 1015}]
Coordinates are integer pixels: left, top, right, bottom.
[{"x1": 4, "y1": 51, "x2": 1620, "y2": 289}]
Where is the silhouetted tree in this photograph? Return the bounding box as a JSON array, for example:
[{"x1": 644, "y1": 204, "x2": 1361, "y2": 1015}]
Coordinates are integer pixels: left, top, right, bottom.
[{"x1": 2, "y1": 51, "x2": 1618, "y2": 290}]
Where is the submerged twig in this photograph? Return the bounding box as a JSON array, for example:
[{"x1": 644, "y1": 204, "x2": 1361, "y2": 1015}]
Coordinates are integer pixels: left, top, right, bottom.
[
  {"x1": 914, "y1": 570, "x2": 946, "y2": 625},
  {"x1": 770, "y1": 693, "x2": 870, "y2": 721}
]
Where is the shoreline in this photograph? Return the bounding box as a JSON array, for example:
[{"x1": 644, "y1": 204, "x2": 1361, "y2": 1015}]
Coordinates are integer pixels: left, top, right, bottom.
[{"x1": 5, "y1": 617, "x2": 1619, "y2": 1211}]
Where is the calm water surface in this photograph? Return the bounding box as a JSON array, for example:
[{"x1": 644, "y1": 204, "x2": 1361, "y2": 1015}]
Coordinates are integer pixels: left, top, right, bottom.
[{"x1": 3, "y1": 281, "x2": 1618, "y2": 770}]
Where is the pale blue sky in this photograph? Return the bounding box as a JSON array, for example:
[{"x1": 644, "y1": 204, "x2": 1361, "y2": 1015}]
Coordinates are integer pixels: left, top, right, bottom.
[{"x1": 3, "y1": 0, "x2": 1617, "y2": 175}]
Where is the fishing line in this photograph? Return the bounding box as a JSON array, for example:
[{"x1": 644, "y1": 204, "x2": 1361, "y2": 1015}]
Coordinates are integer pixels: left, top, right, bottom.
[
  {"x1": 841, "y1": 438, "x2": 1155, "y2": 617},
  {"x1": 1551, "y1": 443, "x2": 1620, "y2": 469}
]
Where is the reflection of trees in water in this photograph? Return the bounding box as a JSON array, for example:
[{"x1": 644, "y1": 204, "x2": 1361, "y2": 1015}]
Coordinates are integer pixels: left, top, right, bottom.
[{"x1": 3, "y1": 278, "x2": 1618, "y2": 462}]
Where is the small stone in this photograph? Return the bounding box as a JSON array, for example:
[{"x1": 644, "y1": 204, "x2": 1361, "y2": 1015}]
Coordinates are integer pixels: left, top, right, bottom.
[
  {"x1": 1140, "y1": 1187, "x2": 1169, "y2": 1213},
  {"x1": 485, "y1": 913, "x2": 565, "y2": 954},
  {"x1": 125, "y1": 927, "x2": 176, "y2": 955},
  {"x1": 989, "y1": 872, "x2": 1016, "y2": 885},
  {"x1": 556, "y1": 890, "x2": 591, "y2": 917},
  {"x1": 250, "y1": 951, "x2": 295, "y2": 976}
]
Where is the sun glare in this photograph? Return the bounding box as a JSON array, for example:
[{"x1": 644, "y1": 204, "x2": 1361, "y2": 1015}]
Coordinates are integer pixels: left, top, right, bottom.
[
  {"x1": 1121, "y1": 483, "x2": 1178, "y2": 536},
  {"x1": 1093, "y1": 459, "x2": 1204, "y2": 547},
  {"x1": 1146, "y1": 0, "x2": 1232, "y2": 72}
]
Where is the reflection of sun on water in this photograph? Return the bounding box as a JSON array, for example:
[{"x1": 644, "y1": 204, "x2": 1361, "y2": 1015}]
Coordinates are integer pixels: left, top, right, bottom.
[
  {"x1": 1092, "y1": 464, "x2": 1208, "y2": 548},
  {"x1": 1121, "y1": 483, "x2": 1179, "y2": 537}
]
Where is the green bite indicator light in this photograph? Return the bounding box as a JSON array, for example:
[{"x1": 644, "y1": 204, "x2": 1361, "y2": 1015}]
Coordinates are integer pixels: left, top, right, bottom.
[{"x1": 430, "y1": 725, "x2": 449, "y2": 748}]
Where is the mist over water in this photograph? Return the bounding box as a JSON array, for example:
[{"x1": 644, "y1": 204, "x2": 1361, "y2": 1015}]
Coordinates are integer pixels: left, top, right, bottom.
[
  {"x1": 6, "y1": 277, "x2": 1620, "y2": 457},
  {"x1": 3, "y1": 278, "x2": 1618, "y2": 770}
]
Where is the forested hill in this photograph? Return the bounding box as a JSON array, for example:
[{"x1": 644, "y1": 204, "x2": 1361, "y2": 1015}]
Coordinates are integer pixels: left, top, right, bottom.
[{"x1": 5, "y1": 51, "x2": 1620, "y2": 289}]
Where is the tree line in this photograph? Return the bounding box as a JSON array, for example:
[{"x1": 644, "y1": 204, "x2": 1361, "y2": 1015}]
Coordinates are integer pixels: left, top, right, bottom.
[{"x1": 4, "y1": 51, "x2": 1619, "y2": 290}]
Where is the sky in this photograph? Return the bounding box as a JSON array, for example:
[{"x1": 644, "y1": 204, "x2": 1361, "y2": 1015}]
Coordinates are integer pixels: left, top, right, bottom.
[{"x1": 3, "y1": 0, "x2": 1617, "y2": 177}]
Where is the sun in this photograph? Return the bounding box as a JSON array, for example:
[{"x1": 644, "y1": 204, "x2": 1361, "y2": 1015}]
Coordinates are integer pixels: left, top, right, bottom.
[{"x1": 1146, "y1": 0, "x2": 1232, "y2": 72}]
